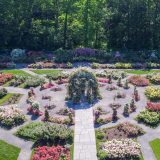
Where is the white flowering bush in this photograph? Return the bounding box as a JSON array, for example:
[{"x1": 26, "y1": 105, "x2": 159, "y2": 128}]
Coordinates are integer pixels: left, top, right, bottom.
[
  {"x1": 0, "y1": 105, "x2": 26, "y2": 128},
  {"x1": 24, "y1": 77, "x2": 45, "y2": 88},
  {"x1": 102, "y1": 139, "x2": 141, "y2": 159}
]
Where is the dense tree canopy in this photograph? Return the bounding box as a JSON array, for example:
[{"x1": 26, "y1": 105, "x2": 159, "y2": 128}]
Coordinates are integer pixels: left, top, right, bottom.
[{"x1": 0, "y1": 0, "x2": 159, "y2": 50}]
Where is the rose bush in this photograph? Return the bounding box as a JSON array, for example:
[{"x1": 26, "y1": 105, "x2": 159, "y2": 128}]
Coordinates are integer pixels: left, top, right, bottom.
[
  {"x1": 0, "y1": 105, "x2": 26, "y2": 128},
  {"x1": 0, "y1": 73, "x2": 14, "y2": 85},
  {"x1": 102, "y1": 139, "x2": 141, "y2": 159},
  {"x1": 146, "y1": 102, "x2": 160, "y2": 112},
  {"x1": 128, "y1": 75, "x2": 149, "y2": 86},
  {"x1": 117, "y1": 122, "x2": 144, "y2": 137},
  {"x1": 148, "y1": 73, "x2": 160, "y2": 85},
  {"x1": 98, "y1": 78, "x2": 109, "y2": 83},
  {"x1": 24, "y1": 77, "x2": 45, "y2": 88},
  {"x1": 145, "y1": 86, "x2": 160, "y2": 101},
  {"x1": 32, "y1": 146, "x2": 70, "y2": 160},
  {"x1": 136, "y1": 110, "x2": 160, "y2": 127},
  {"x1": 16, "y1": 122, "x2": 73, "y2": 144}
]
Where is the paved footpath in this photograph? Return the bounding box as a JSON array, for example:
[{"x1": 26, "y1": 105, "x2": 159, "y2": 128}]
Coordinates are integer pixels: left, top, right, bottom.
[{"x1": 74, "y1": 104, "x2": 97, "y2": 160}]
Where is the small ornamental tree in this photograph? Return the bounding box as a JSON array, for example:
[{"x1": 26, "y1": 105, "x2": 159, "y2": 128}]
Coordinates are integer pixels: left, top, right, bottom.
[
  {"x1": 133, "y1": 86, "x2": 140, "y2": 101},
  {"x1": 123, "y1": 104, "x2": 129, "y2": 117},
  {"x1": 67, "y1": 68, "x2": 101, "y2": 103},
  {"x1": 112, "y1": 108, "x2": 118, "y2": 121},
  {"x1": 130, "y1": 99, "x2": 136, "y2": 112},
  {"x1": 44, "y1": 109, "x2": 50, "y2": 121},
  {"x1": 117, "y1": 77, "x2": 122, "y2": 87},
  {"x1": 108, "y1": 75, "x2": 112, "y2": 84},
  {"x1": 124, "y1": 79, "x2": 130, "y2": 89}
]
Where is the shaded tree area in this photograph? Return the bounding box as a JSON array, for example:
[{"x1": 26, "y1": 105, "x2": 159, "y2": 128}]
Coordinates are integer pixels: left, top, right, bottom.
[
  {"x1": 0, "y1": 0, "x2": 159, "y2": 51},
  {"x1": 106, "y1": 0, "x2": 160, "y2": 50}
]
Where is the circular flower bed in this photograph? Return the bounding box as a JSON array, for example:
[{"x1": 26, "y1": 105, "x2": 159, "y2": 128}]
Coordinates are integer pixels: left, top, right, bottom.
[
  {"x1": 145, "y1": 86, "x2": 160, "y2": 101},
  {"x1": 32, "y1": 146, "x2": 70, "y2": 160},
  {"x1": 0, "y1": 106, "x2": 26, "y2": 128},
  {"x1": 102, "y1": 139, "x2": 141, "y2": 159},
  {"x1": 128, "y1": 75, "x2": 149, "y2": 86}
]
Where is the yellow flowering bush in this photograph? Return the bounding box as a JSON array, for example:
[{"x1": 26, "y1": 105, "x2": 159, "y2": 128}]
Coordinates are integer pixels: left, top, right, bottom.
[{"x1": 145, "y1": 86, "x2": 160, "y2": 100}]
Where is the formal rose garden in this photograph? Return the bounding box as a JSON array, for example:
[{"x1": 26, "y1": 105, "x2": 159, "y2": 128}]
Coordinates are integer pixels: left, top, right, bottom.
[
  {"x1": 0, "y1": 65, "x2": 160, "y2": 160},
  {"x1": 1, "y1": 0, "x2": 160, "y2": 157}
]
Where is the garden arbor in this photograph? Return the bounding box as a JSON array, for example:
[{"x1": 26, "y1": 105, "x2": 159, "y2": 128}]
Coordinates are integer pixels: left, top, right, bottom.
[{"x1": 67, "y1": 69, "x2": 100, "y2": 103}]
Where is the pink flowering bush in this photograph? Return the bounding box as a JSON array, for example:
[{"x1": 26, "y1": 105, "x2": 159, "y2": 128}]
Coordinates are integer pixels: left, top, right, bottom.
[
  {"x1": 117, "y1": 122, "x2": 144, "y2": 137},
  {"x1": 98, "y1": 78, "x2": 109, "y2": 83},
  {"x1": 0, "y1": 105, "x2": 26, "y2": 128},
  {"x1": 146, "y1": 102, "x2": 160, "y2": 112},
  {"x1": 41, "y1": 82, "x2": 54, "y2": 90},
  {"x1": 102, "y1": 139, "x2": 141, "y2": 159},
  {"x1": 27, "y1": 101, "x2": 43, "y2": 116},
  {"x1": 128, "y1": 75, "x2": 149, "y2": 86},
  {"x1": 32, "y1": 146, "x2": 70, "y2": 160},
  {"x1": 0, "y1": 73, "x2": 14, "y2": 85}
]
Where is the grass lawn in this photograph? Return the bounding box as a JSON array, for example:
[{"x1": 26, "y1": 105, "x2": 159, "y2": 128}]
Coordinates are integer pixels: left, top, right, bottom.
[
  {"x1": 0, "y1": 93, "x2": 14, "y2": 105},
  {"x1": 0, "y1": 93, "x2": 22, "y2": 106},
  {"x1": 150, "y1": 138, "x2": 160, "y2": 160},
  {"x1": 3, "y1": 80, "x2": 14, "y2": 87},
  {"x1": 0, "y1": 140, "x2": 20, "y2": 160},
  {"x1": 1, "y1": 70, "x2": 31, "y2": 76},
  {"x1": 125, "y1": 69, "x2": 160, "y2": 75},
  {"x1": 31, "y1": 69, "x2": 61, "y2": 75}
]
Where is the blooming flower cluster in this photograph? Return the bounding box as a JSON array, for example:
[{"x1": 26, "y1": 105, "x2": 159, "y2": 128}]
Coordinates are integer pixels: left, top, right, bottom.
[
  {"x1": 32, "y1": 146, "x2": 70, "y2": 160},
  {"x1": 0, "y1": 73, "x2": 13, "y2": 85},
  {"x1": 128, "y1": 75, "x2": 149, "y2": 86},
  {"x1": 98, "y1": 78, "x2": 109, "y2": 83},
  {"x1": 102, "y1": 139, "x2": 141, "y2": 159},
  {"x1": 136, "y1": 110, "x2": 160, "y2": 126},
  {"x1": 146, "y1": 102, "x2": 160, "y2": 112},
  {"x1": 117, "y1": 122, "x2": 144, "y2": 137},
  {"x1": 145, "y1": 86, "x2": 160, "y2": 100},
  {"x1": 0, "y1": 105, "x2": 25, "y2": 128},
  {"x1": 149, "y1": 73, "x2": 160, "y2": 85}
]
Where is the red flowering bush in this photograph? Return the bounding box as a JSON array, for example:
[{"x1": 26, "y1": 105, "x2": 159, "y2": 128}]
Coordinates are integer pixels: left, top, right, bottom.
[
  {"x1": 98, "y1": 78, "x2": 109, "y2": 83},
  {"x1": 128, "y1": 75, "x2": 149, "y2": 86},
  {"x1": 146, "y1": 102, "x2": 160, "y2": 112},
  {"x1": 0, "y1": 73, "x2": 13, "y2": 85},
  {"x1": 32, "y1": 146, "x2": 70, "y2": 160},
  {"x1": 41, "y1": 83, "x2": 54, "y2": 90}
]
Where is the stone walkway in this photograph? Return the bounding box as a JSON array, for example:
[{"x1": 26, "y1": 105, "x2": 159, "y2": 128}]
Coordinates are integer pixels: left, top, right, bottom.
[{"x1": 74, "y1": 104, "x2": 97, "y2": 160}]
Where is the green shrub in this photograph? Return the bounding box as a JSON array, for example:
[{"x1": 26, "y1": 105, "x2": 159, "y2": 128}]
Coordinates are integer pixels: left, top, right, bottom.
[
  {"x1": 0, "y1": 88, "x2": 7, "y2": 98},
  {"x1": 16, "y1": 122, "x2": 73, "y2": 144},
  {"x1": 24, "y1": 77, "x2": 45, "y2": 88},
  {"x1": 98, "y1": 150, "x2": 108, "y2": 160},
  {"x1": 115, "y1": 63, "x2": 132, "y2": 69},
  {"x1": 91, "y1": 63, "x2": 100, "y2": 69},
  {"x1": 136, "y1": 110, "x2": 160, "y2": 127}
]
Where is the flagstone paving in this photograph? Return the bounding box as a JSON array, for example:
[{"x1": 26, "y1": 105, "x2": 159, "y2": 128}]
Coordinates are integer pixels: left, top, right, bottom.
[{"x1": 74, "y1": 103, "x2": 97, "y2": 160}]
